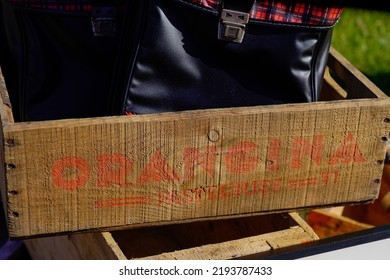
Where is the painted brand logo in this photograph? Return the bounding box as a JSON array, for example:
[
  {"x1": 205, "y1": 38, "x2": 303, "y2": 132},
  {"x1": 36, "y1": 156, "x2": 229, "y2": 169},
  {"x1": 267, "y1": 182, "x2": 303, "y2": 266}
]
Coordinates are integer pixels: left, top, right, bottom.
[{"x1": 50, "y1": 133, "x2": 366, "y2": 208}]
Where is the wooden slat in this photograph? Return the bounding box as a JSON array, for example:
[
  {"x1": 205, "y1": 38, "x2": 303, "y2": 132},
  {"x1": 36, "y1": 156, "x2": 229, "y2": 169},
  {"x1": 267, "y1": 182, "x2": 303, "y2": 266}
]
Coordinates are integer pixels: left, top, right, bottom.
[
  {"x1": 0, "y1": 67, "x2": 11, "y2": 229},
  {"x1": 137, "y1": 214, "x2": 318, "y2": 260},
  {"x1": 3, "y1": 98, "x2": 390, "y2": 238},
  {"x1": 25, "y1": 212, "x2": 318, "y2": 260},
  {"x1": 138, "y1": 226, "x2": 313, "y2": 260},
  {"x1": 319, "y1": 67, "x2": 348, "y2": 101},
  {"x1": 328, "y1": 47, "x2": 388, "y2": 99}
]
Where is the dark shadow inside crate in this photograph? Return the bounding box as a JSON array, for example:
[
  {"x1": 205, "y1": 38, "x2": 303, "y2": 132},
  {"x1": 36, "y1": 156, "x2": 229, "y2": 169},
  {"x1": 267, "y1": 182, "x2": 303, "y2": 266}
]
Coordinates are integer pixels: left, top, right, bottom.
[{"x1": 110, "y1": 213, "x2": 298, "y2": 259}]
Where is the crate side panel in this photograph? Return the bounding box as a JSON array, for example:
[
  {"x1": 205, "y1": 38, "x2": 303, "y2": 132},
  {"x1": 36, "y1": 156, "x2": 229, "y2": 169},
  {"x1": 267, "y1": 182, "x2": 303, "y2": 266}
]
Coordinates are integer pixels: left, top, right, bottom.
[
  {"x1": 0, "y1": 68, "x2": 13, "y2": 125},
  {"x1": 4, "y1": 99, "x2": 390, "y2": 238},
  {"x1": 328, "y1": 48, "x2": 387, "y2": 99},
  {"x1": 0, "y1": 123, "x2": 7, "y2": 228},
  {"x1": 0, "y1": 67, "x2": 13, "y2": 228},
  {"x1": 24, "y1": 232, "x2": 125, "y2": 260}
]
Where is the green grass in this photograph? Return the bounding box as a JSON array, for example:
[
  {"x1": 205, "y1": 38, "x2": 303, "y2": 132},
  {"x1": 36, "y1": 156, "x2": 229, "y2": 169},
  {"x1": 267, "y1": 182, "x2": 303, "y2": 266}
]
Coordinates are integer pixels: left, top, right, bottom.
[{"x1": 331, "y1": 8, "x2": 390, "y2": 95}]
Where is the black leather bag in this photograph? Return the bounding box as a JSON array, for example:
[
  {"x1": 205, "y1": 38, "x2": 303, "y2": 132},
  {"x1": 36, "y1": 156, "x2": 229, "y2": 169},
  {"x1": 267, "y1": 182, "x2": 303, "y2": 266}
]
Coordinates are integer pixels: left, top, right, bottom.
[
  {"x1": 121, "y1": 0, "x2": 343, "y2": 115},
  {"x1": 0, "y1": 0, "x2": 343, "y2": 121}
]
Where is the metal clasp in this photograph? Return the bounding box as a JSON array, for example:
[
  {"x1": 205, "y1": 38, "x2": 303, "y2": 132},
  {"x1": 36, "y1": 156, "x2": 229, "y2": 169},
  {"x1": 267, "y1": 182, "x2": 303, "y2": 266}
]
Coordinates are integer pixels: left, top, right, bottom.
[
  {"x1": 91, "y1": 6, "x2": 117, "y2": 36},
  {"x1": 218, "y1": 9, "x2": 249, "y2": 43}
]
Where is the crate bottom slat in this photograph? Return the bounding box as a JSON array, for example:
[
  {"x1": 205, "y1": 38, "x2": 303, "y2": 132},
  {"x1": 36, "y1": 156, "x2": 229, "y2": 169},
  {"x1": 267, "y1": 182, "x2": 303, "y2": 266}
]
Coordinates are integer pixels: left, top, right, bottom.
[{"x1": 24, "y1": 212, "x2": 318, "y2": 260}]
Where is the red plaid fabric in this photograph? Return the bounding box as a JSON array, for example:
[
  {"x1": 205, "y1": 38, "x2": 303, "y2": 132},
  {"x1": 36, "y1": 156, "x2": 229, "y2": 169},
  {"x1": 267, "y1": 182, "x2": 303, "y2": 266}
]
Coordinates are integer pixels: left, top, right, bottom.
[
  {"x1": 190, "y1": 0, "x2": 343, "y2": 26},
  {"x1": 7, "y1": 0, "x2": 343, "y2": 26}
]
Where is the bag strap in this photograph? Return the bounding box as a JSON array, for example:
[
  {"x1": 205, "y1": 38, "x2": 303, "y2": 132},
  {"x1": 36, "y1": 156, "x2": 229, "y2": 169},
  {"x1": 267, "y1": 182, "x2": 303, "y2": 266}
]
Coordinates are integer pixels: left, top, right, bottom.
[{"x1": 218, "y1": 0, "x2": 254, "y2": 43}]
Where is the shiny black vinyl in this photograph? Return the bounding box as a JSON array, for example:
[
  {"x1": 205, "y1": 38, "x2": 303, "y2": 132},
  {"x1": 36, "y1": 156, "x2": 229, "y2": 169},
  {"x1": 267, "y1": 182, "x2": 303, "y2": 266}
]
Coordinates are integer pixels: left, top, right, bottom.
[
  {"x1": 0, "y1": 0, "x2": 334, "y2": 121},
  {"x1": 123, "y1": 0, "x2": 333, "y2": 114}
]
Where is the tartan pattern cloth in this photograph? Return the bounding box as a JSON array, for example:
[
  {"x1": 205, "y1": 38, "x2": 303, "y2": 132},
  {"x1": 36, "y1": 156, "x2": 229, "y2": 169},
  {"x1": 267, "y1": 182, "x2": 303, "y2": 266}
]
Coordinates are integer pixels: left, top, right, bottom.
[
  {"x1": 190, "y1": 0, "x2": 343, "y2": 26},
  {"x1": 6, "y1": 0, "x2": 343, "y2": 25}
]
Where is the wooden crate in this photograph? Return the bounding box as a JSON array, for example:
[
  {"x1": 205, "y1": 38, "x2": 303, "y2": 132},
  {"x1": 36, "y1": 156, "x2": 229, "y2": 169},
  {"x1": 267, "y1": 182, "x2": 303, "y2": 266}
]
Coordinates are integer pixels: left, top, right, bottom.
[
  {"x1": 1, "y1": 48, "x2": 390, "y2": 239},
  {"x1": 23, "y1": 212, "x2": 318, "y2": 260}
]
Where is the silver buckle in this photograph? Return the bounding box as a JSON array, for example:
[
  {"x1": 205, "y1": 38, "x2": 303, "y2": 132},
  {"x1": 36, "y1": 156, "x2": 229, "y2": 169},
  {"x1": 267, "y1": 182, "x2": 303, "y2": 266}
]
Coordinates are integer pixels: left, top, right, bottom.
[{"x1": 218, "y1": 9, "x2": 250, "y2": 43}]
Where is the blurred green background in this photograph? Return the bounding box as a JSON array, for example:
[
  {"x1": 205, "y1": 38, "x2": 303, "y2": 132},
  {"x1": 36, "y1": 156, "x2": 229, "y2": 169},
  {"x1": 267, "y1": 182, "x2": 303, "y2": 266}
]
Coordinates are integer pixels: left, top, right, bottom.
[{"x1": 331, "y1": 8, "x2": 390, "y2": 95}]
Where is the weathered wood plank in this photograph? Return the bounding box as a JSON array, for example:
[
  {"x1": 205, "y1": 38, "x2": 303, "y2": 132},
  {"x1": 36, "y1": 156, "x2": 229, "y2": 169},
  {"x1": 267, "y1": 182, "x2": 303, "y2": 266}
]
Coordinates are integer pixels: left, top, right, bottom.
[
  {"x1": 0, "y1": 67, "x2": 12, "y2": 232},
  {"x1": 24, "y1": 232, "x2": 126, "y2": 260},
  {"x1": 138, "y1": 213, "x2": 318, "y2": 260},
  {"x1": 3, "y1": 98, "x2": 390, "y2": 238}
]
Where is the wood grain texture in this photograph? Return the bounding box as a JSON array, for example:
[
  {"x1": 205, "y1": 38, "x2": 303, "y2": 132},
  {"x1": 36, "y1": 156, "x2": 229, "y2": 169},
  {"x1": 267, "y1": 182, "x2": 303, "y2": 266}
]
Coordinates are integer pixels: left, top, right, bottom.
[
  {"x1": 24, "y1": 232, "x2": 126, "y2": 260},
  {"x1": 0, "y1": 67, "x2": 12, "y2": 230},
  {"x1": 3, "y1": 98, "x2": 390, "y2": 238}
]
